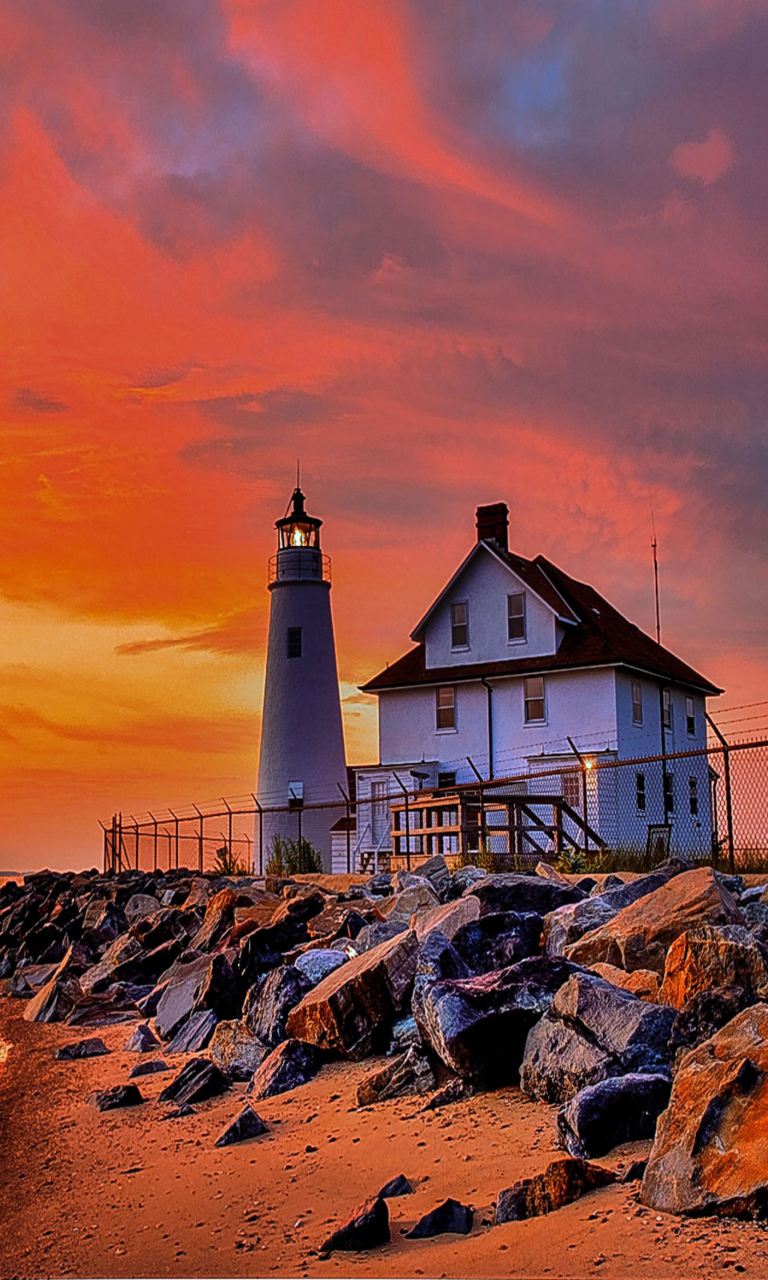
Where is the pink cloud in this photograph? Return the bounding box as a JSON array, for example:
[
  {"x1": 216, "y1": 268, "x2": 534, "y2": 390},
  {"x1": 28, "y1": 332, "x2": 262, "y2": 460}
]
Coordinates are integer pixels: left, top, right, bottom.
[{"x1": 671, "y1": 127, "x2": 735, "y2": 186}]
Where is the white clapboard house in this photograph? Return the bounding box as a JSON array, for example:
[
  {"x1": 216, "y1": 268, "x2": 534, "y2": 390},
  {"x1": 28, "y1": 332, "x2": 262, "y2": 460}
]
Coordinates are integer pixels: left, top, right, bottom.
[{"x1": 334, "y1": 503, "x2": 721, "y2": 870}]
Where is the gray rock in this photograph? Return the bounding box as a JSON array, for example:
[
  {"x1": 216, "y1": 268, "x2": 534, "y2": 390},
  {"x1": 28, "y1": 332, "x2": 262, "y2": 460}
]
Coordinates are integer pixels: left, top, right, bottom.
[
  {"x1": 125, "y1": 894, "x2": 161, "y2": 923},
  {"x1": 208, "y1": 1020, "x2": 267, "y2": 1080},
  {"x1": 129, "y1": 1058, "x2": 170, "y2": 1078},
  {"x1": 520, "y1": 971, "x2": 676, "y2": 1104},
  {"x1": 496, "y1": 1157, "x2": 616, "y2": 1222},
  {"x1": 377, "y1": 1174, "x2": 413, "y2": 1198},
  {"x1": 415, "y1": 855, "x2": 451, "y2": 898},
  {"x1": 294, "y1": 949, "x2": 348, "y2": 986},
  {"x1": 320, "y1": 1197, "x2": 390, "y2": 1253},
  {"x1": 389, "y1": 1015, "x2": 421, "y2": 1055},
  {"x1": 243, "y1": 965, "x2": 311, "y2": 1048},
  {"x1": 214, "y1": 1104, "x2": 269, "y2": 1147},
  {"x1": 123, "y1": 1022, "x2": 160, "y2": 1053},
  {"x1": 356, "y1": 1045, "x2": 435, "y2": 1106},
  {"x1": 557, "y1": 1073, "x2": 672, "y2": 1158},
  {"x1": 354, "y1": 919, "x2": 408, "y2": 953},
  {"x1": 167, "y1": 1009, "x2": 218, "y2": 1054},
  {"x1": 406, "y1": 1198, "x2": 473, "y2": 1238},
  {"x1": 56, "y1": 1037, "x2": 109, "y2": 1060},
  {"x1": 158, "y1": 1056, "x2": 230, "y2": 1107},
  {"x1": 246, "y1": 1039, "x2": 319, "y2": 1100},
  {"x1": 464, "y1": 873, "x2": 583, "y2": 917},
  {"x1": 88, "y1": 1084, "x2": 143, "y2": 1111}
]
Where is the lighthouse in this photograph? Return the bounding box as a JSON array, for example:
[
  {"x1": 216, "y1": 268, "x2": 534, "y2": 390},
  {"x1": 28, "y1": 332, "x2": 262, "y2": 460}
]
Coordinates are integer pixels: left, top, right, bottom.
[{"x1": 257, "y1": 486, "x2": 347, "y2": 870}]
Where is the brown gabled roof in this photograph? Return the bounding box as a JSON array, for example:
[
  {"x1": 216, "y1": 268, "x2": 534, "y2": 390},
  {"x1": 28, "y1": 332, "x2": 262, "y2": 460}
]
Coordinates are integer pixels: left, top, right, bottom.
[{"x1": 362, "y1": 552, "x2": 722, "y2": 696}]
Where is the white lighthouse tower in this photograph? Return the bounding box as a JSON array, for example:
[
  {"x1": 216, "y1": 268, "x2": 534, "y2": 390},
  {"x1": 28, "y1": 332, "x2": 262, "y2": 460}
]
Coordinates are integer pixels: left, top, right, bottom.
[{"x1": 257, "y1": 486, "x2": 347, "y2": 870}]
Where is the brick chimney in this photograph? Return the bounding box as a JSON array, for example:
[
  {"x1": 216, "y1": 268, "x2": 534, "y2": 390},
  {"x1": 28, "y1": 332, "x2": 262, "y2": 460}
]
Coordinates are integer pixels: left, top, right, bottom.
[{"x1": 476, "y1": 502, "x2": 509, "y2": 552}]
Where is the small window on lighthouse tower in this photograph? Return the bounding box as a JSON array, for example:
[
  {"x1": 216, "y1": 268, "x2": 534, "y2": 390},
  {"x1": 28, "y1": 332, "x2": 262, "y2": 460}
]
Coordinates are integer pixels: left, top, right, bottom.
[{"x1": 287, "y1": 627, "x2": 302, "y2": 658}]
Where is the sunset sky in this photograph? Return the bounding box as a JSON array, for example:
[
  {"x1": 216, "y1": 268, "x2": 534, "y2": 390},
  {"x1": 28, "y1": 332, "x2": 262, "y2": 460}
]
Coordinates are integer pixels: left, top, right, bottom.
[{"x1": 3, "y1": 0, "x2": 768, "y2": 870}]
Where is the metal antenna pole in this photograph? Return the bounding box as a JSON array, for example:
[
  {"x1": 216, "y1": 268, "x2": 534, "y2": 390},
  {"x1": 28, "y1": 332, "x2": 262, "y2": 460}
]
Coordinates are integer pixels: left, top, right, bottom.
[{"x1": 652, "y1": 533, "x2": 661, "y2": 645}]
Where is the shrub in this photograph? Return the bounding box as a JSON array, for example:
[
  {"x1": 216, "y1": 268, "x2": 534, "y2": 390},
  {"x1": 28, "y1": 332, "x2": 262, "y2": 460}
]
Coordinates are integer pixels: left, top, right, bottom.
[
  {"x1": 213, "y1": 845, "x2": 249, "y2": 876},
  {"x1": 265, "y1": 834, "x2": 323, "y2": 877}
]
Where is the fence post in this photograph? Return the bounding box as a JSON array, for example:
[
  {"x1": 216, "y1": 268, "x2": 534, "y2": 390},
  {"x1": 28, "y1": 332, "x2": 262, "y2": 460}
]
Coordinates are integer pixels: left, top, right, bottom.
[
  {"x1": 392, "y1": 773, "x2": 410, "y2": 870},
  {"x1": 192, "y1": 805, "x2": 204, "y2": 874},
  {"x1": 132, "y1": 817, "x2": 140, "y2": 872},
  {"x1": 466, "y1": 757, "x2": 486, "y2": 864},
  {"x1": 567, "y1": 737, "x2": 590, "y2": 856},
  {"x1": 337, "y1": 782, "x2": 351, "y2": 874},
  {"x1": 169, "y1": 810, "x2": 180, "y2": 870},
  {"x1": 149, "y1": 814, "x2": 158, "y2": 873},
  {"x1": 222, "y1": 799, "x2": 233, "y2": 865},
  {"x1": 252, "y1": 796, "x2": 263, "y2": 875},
  {"x1": 706, "y1": 716, "x2": 735, "y2": 874}
]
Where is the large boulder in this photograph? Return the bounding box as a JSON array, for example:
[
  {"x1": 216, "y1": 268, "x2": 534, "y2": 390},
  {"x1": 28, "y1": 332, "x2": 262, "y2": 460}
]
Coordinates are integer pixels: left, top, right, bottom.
[
  {"x1": 356, "y1": 1045, "x2": 435, "y2": 1106},
  {"x1": 412, "y1": 897, "x2": 479, "y2": 943},
  {"x1": 544, "y1": 870, "x2": 678, "y2": 956},
  {"x1": 658, "y1": 925, "x2": 768, "y2": 1009},
  {"x1": 235, "y1": 891, "x2": 326, "y2": 985},
  {"x1": 496, "y1": 1158, "x2": 616, "y2": 1222},
  {"x1": 243, "y1": 965, "x2": 312, "y2": 1047},
  {"x1": 23, "y1": 947, "x2": 83, "y2": 1023},
  {"x1": 158, "y1": 1057, "x2": 230, "y2": 1107},
  {"x1": 557, "y1": 1073, "x2": 672, "y2": 1159},
  {"x1": 415, "y1": 955, "x2": 580, "y2": 1085},
  {"x1": 414, "y1": 855, "x2": 451, "y2": 898},
  {"x1": 320, "y1": 1197, "x2": 390, "y2": 1254},
  {"x1": 208, "y1": 1020, "x2": 267, "y2": 1080},
  {"x1": 79, "y1": 935, "x2": 144, "y2": 994},
  {"x1": 247, "y1": 1038, "x2": 320, "y2": 1100},
  {"x1": 668, "y1": 985, "x2": 757, "y2": 1068},
  {"x1": 294, "y1": 949, "x2": 348, "y2": 986},
  {"x1": 167, "y1": 1009, "x2": 218, "y2": 1054},
  {"x1": 354, "y1": 919, "x2": 408, "y2": 953},
  {"x1": 154, "y1": 953, "x2": 240, "y2": 1039},
  {"x1": 125, "y1": 894, "x2": 161, "y2": 923},
  {"x1": 588, "y1": 962, "x2": 660, "y2": 1002},
  {"x1": 520, "y1": 971, "x2": 675, "y2": 1104},
  {"x1": 451, "y1": 912, "x2": 542, "y2": 975},
  {"x1": 564, "y1": 868, "x2": 744, "y2": 975},
  {"x1": 464, "y1": 873, "x2": 583, "y2": 917},
  {"x1": 380, "y1": 878, "x2": 440, "y2": 922},
  {"x1": 285, "y1": 930, "x2": 418, "y2": 1059},
  {"x1": 306, "y1": 902, "x2": 378, "y2": 941},
  {"x1": 642, "y1": 1004, "x2": 768, "y2": 1216}
]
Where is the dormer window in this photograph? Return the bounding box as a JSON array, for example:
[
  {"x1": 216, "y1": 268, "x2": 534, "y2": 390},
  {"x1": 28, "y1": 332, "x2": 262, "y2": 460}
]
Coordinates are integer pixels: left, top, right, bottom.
[
  {"x1": 451, "y1": 602, "x2": 469, "y2": 649},
  {"x1": 508, "y1": 593, "x2": 526, "y2": 642}
]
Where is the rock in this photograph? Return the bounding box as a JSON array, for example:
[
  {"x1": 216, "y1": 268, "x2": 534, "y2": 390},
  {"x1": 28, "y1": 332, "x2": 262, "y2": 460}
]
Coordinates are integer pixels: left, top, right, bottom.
[
  {"x1": 247, "y1": 1039, "x2": 320, "y2": 1100},
  {"x1": 642, "y1": 1003, "x2": 768, "y2": 1216},
  {"x1": 236, "y1": 891, "x2": 327, "y2": 984},
  {"x1": 658, "y1": 925, "x2": 768, "y2": 1009},
  {"x1": 214, "y1": 1104, "x2": 269, "y2": 1147},
  {"x1": 243, "y1": 966, "x2": 312, "y2": 1048},
  {"x1": 82, "y1": 901, "x2": 127, "y2": 945},
  {"x1": 356, "y1": 1045, "x2": 436, "y2": 1106},
  {"x1": 80, "y1": 935, "x2": 145, "y2": 994},
  {"x1": 413, "y1": 896, "x2": 480, "y2": 942},
  {"x1": 162, "y1": 1103, "x2": 195, "y2": 1119},
  {"x1": 183, "y1": 879, "x2": 214, "y2": 910},
  {"x1": 535, "y1": 861, "x2": 572, "y2": 885},
  {"x1": 354, "y1": 919, "x2": 408, "y2": 953},
  {"x1": 208, "y1": 1020, "x2": 267, "y2": 1080},
  {"x1": 167, "y1": 1009, "x2": 218, "y2": 1054},
  {"x1": 744, "y1": 902, "x2": 768, "y2": 928},
  {"x1": 589, "y1": 963, "x2": 661, "y2": 1001},
  {"x1": 668, "y1": 985, "x2": 757, "y2": 1068},
  {"x1": 56, "y1": 1037, "x2": 109, "y2": 1060},
  {"x1": 446, "y1": 865, "x2": 485, "y2": 899},
  {"x1": 451, "y1": 912, "x2": 543, "y2": 974},
  {"x1": 123, "y1": 1022, "x2": 160, "y2": 1053},
  {"x1": 377, "y1": 1174, "x2": 413, "y2": 1198},
  {"x1": 66, "y1": 989, "x2": 140, "y2": 1027},
  {"x1": 496, "y1": 1157, "x2": 616, "y2": 1222},
  {"x1": 88, "y1": 1084, "x2": 144, "y2": 1111},
  {"x1": 416, "y1": 955, "x2": 580, "y2": 1085},
  {"x1": 545, "y1": 870, "x2": 677, "y2": 956},
  {"x1": 381, "y1": 878, "x2": 440, "y2": 922},
  {"x1": 129, "y1": 1058, "x2": 170, "y2": 1078},
  {"x1": 520, "y1": 971, "x2": 675, "y2": 1104},
  {"x1": 320, "y1": 1197, "x2": 390, "y2": 1253},
  {"x1": 407, "y1": 1198, "x2": 473, "y2": 1238},
  {"x1": 363, "y1": 873, "x2": 392, "y2": 897},
  {"x1": 415, "y1": 855, "x2": 451, "y2": 897},
  {"x1": 190, "y1": 888, "x2": 241, "y2": 952},
  {"x1": 575, "y1": 877, "x2": 598, "y2": 895},
  {"x1": 154, "y1": 954, "x2": 239, "y2": 1040},
  {"x1": 389, "y1": 1015, "x2": 422, "y2": 1055},
  {"x1": 465, "y1": 873, "x2": 583, "y2": 917},
  {"x1": 557, "y1": 1074, "x2": 672, "y2": 1158},
  {"x1": 285, "y1": 930, "x2": 419, "y2": 1059},
  {"x1": 23, "y1": 948, "x2": 83, "y2": 1023},
  {"x1": 306, "y1": 902, "x2": 375, "y2": 941},
  {"x1": 565, "y1": 867, "x2": 744, "y2": 974},
  {"x1": 423, "y1": 1078, "x2": 475, "y2": 1109},
  {"x1": 294, "y1": 949, "x2": 348, "y2": 986},
  {"x1": 158, "y1": 1057, "x2": 230, "y2": 1107},
  {"x1": 622, "y1": 1159, "x2": 648, "y2": 1183},
  {"x1": 125, "y1": 894, "x2": 161, "y2": 923}
]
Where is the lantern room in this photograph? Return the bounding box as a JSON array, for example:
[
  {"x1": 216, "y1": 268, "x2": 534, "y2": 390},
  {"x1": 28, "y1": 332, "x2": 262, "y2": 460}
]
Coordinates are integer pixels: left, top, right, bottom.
[{"x1": 276, "y1": 487, "x2": 322, "y2": 550}]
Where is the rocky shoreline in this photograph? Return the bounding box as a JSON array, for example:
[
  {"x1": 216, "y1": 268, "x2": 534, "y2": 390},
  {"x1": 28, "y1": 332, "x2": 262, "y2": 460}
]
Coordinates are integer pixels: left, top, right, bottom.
[{"x1": 3, "y1": 856, "x2": 768, "y2": 1273}]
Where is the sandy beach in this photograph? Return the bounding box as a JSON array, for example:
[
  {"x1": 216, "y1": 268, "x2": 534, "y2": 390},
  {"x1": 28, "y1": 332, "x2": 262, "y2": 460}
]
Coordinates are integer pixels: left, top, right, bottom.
[{"x1": 3, "y1": 996, "x2": 768, "y2": 1280}]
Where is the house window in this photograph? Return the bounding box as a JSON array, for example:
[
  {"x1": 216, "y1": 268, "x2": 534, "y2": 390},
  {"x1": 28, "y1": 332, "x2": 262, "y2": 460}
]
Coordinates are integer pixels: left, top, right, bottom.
[
  {"x1": 451, "y1": 602, "x2": 468, "y2": 649},
  {"x1": 689, "y1": 776, "x2": 699, "y2": 816},
  {"x1": 372, "y1": 781, "x2": 388, "y2": 833},
  {"x1": 662, "y1": 688, "x2": 672, "y2": 729},
  {"x1": 686, "y1": 696, "x2": 696, "y2": 737},
  {"x1": 437, "y1": 771, "x2": 456, "y2": 790},
  {"x1": 287, "y1": 627, "x2": 302, "y2": 659},
  {"x1": 636, "y1": 771, "x2": 646, "y2": 812},
  {"x1": 524, "y1": 676, "x2": 545, "y2": 723},
  {"x1": 664, "y1": 771, "x2": 675, "y2": 813},
  {"x1": 562, "y1": 771, "x2": 581, "y2": 809},
  {"x1": 632, "y1": 681, "x2": 643, "y2": 725},
  {"x1": 436, "y1": 686, "x2": 456, "y2": 730},
  {"x1": 288, "y1": 781, "x2": 304, "y2": 809},
  {"x1": 508, "y1": 593, "x2": 526, "y2": 642}
]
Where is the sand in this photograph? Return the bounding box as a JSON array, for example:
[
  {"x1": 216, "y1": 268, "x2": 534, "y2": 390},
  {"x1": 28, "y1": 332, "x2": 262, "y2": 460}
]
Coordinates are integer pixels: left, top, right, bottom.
[{"x1": 3, "y1": 1000, "x2": 768, "y2": 1278}]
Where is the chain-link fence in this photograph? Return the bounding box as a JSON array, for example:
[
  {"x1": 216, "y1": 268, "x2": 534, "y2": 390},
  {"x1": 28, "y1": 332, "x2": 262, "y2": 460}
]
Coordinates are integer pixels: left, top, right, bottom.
[{"x1": 101, "y1": 738, "x2": 768, "y2": 878}]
